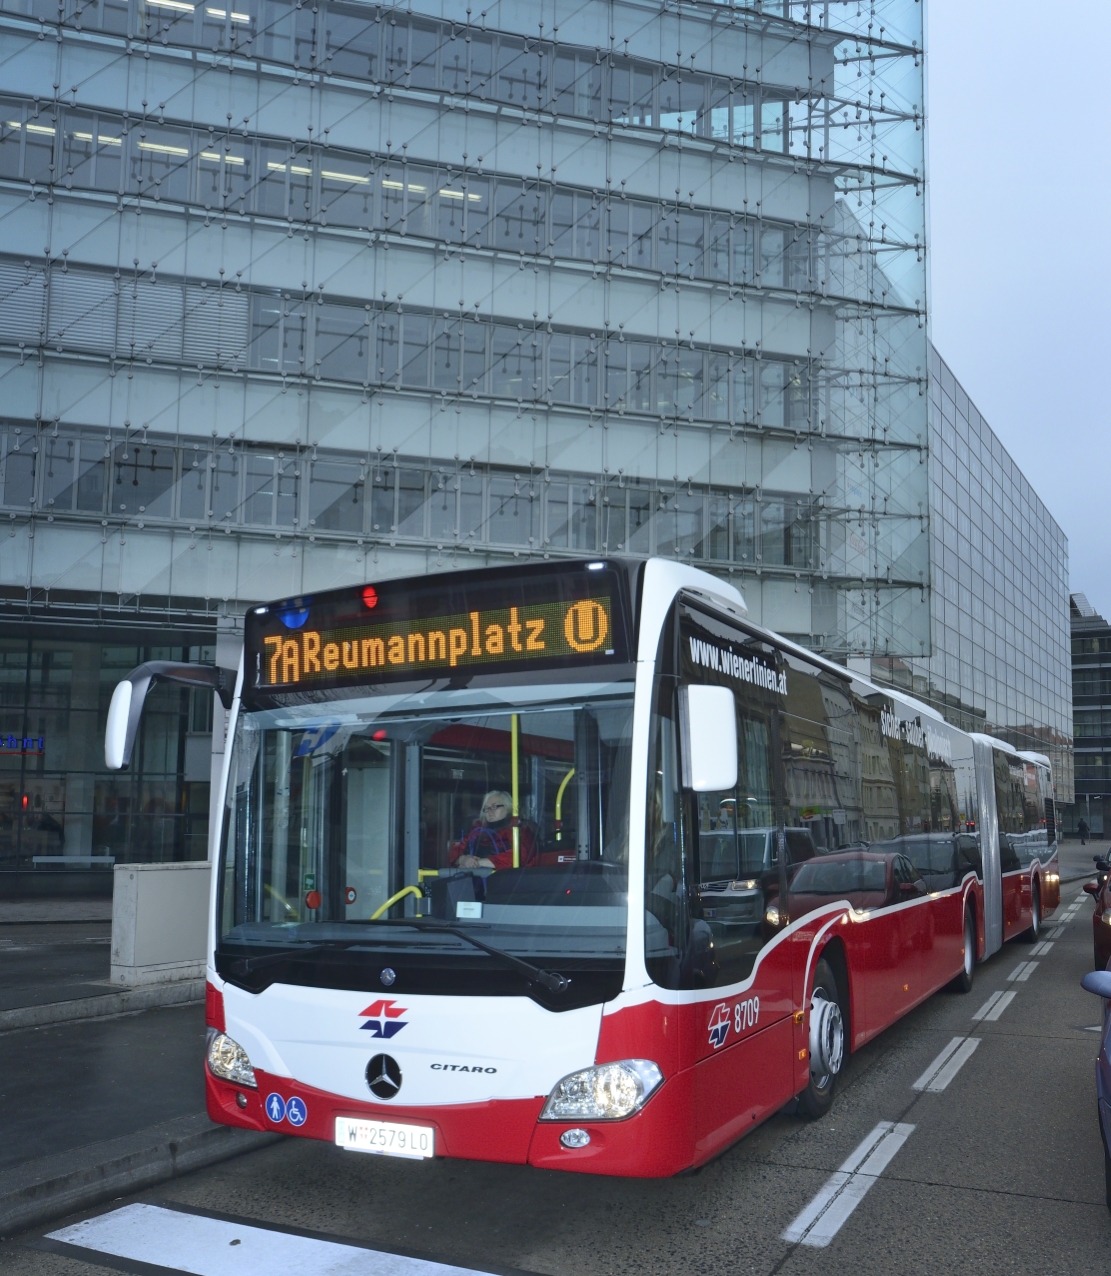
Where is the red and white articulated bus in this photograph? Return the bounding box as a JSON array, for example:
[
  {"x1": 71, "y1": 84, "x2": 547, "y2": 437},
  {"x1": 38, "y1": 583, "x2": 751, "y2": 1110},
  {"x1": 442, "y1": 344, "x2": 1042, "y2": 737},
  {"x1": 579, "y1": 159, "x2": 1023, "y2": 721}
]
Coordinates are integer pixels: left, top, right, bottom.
[{"x1": 105, "y1": 558, "x2": 1059, "y2": 1176}]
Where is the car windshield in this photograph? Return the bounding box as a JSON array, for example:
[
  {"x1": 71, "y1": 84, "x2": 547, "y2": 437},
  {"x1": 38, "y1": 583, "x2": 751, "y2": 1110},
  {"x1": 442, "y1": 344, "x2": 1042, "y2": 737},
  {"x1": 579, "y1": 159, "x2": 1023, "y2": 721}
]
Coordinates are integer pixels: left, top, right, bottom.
[{"x1": 218, "y1": 682, "x2": 634, "y2": 980}]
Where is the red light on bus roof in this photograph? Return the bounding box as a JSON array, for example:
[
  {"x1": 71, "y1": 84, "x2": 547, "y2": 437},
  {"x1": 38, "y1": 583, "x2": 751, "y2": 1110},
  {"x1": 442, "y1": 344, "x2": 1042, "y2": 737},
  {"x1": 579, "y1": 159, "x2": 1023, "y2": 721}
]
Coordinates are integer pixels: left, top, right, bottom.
[{"x1": 363, "y1": 586, "x2": 379, "y2": 609}]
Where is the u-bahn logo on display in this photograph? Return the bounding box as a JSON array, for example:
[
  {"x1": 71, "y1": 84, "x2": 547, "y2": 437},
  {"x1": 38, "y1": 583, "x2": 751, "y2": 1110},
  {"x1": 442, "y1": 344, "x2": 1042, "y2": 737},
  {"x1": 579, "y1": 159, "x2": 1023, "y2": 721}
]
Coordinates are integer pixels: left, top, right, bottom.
[
  {"x1": 707, "y1": 1002, "x2": 732, "y2": 1050},
  {"x1": 359, "y1": 999, "x2": 408, "y2": 1038},
  {"x1": 563, "y1": 599, "x2": 609, "y2": 653}
]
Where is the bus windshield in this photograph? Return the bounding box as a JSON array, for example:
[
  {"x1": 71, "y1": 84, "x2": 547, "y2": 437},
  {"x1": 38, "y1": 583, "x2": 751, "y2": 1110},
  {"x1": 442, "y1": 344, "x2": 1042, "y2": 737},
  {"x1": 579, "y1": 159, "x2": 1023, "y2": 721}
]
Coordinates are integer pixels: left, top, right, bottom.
[{"x1": 217, "y1": 681, "x2": 633, "y2": 1001}]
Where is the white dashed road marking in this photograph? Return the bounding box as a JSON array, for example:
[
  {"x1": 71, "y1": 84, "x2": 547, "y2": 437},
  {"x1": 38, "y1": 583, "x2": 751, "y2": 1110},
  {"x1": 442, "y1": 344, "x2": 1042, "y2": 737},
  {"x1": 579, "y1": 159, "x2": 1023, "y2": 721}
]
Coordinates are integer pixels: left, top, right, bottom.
[
  {"x1": 972, "y1": 990, "x2": 1016, "y2": 1022},
  {"x1": 782, "y1": 1122, "x2": 916, "y2": 1248},
  {"x1": 1007, "y1": 961, "x2": 1039, "y2": 982},
  {"x1": 912, "y1": 1036, "x2": 981, "y2": 1092},
  {"x1": 47, "y1": 1204, "x2": 501, "y2": 1276},
  {"x1": 1029, "y1": 941, "x2": 1054, "y2": 956}
]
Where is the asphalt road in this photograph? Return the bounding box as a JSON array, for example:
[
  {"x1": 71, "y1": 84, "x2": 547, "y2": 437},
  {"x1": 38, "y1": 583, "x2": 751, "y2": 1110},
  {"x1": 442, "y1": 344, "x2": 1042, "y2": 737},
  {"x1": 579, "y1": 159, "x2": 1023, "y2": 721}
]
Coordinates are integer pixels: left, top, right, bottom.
[{"x1": 3, "y1": 883, "x2": 1110, "y2": 1275}]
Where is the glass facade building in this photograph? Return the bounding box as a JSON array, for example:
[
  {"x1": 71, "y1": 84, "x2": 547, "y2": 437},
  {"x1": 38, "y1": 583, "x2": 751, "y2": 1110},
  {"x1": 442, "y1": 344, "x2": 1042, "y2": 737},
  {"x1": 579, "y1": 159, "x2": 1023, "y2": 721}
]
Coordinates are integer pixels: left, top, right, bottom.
[
  {"x1": 0, "y1": 0, "x2": 938, "y2": 879},
  {"x1": 871, "y1": 346, "x2": 1073, "y2": 802},
  {"x1": 1067, "y1": 594, "x2": 1110, "y2": 835}
]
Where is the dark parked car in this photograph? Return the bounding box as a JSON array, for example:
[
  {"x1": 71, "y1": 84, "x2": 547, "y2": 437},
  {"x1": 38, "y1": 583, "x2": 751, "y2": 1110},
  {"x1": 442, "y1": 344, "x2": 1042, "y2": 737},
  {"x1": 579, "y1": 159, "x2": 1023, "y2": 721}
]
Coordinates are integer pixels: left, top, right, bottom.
[
  {"x1": 1081, "y1": 964, "x2": 1111, "y2": 1209},
  {"x1": 1083, "y1": 856, "x2": 1111, "y2": 971}
]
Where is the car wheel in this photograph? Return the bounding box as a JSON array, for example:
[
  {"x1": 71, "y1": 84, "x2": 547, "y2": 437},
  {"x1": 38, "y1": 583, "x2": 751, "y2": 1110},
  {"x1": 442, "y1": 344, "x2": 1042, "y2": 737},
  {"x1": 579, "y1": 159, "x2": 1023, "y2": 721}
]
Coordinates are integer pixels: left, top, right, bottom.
[
  {"x1": 799, "y1": 957, "x2": 844, "y2": 1120},
  {"x1": 951, "y1": 906, "x2": 975, "y2": 993}
]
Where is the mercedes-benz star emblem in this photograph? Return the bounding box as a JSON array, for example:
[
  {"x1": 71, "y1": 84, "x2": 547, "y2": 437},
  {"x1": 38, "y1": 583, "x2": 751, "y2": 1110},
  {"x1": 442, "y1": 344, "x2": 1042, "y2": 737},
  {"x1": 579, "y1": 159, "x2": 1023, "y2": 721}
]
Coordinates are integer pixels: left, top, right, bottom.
[
  {"x1": 366, "y1": 1053, "x2": 402, "y2": 1100},
  {"x1": 380, "y1": 967, "x2": 396, "y2": 987}
]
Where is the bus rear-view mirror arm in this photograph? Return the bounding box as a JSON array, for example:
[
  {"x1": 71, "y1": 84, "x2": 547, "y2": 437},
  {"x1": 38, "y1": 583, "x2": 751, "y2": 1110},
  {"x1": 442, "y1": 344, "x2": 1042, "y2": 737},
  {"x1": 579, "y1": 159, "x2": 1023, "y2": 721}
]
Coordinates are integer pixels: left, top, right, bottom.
[
  {"x1": 105, "y1": 662, "x2": 237, "y2": 770},
  {"x1": 679, "y1": 685, "x2": 738, "y2": 793}
]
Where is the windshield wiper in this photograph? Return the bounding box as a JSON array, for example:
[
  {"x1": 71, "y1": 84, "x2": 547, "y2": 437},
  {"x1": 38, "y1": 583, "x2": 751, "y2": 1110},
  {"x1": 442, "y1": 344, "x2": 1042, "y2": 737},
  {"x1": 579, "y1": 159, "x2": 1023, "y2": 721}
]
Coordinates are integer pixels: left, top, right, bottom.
[
  {"x1": 229, "y1": 942, "x2": 328, "y2": 974},
  {"x1": 229, "y1": 925, "x2": 570, "y2": 994},
  {"x1": 369, "y1": 918, "x2": 571, "y2": 994}
]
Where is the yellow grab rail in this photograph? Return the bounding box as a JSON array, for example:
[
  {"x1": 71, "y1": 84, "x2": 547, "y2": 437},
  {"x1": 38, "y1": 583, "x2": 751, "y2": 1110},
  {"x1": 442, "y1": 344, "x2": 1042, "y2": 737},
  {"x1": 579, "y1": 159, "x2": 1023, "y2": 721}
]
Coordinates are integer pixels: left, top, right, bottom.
[
  {"x1": 511, "y1": 712, "x2": 520, "y2": 868},
  {"x1": 370, "y1": 884, "x2": 423, "y2": 920},
  {"x1": 554, "y1": 767, "x2": 576, "y2": 841}
]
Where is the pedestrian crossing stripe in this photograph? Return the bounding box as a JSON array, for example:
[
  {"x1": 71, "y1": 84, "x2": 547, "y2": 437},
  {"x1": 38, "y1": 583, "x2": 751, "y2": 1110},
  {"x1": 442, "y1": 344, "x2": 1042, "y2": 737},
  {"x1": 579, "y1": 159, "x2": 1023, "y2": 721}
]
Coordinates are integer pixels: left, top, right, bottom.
[{"x1": 46, "y1": 1203, "x2": 529, "y2": 1276}]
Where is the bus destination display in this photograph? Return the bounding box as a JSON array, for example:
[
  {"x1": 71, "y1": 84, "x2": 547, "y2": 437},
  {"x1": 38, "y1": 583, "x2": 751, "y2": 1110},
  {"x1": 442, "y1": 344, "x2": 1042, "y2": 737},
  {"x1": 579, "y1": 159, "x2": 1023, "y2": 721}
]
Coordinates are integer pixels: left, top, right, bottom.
[{"x1": 256, "y1": 593, "x2": 615, "y2": 692}]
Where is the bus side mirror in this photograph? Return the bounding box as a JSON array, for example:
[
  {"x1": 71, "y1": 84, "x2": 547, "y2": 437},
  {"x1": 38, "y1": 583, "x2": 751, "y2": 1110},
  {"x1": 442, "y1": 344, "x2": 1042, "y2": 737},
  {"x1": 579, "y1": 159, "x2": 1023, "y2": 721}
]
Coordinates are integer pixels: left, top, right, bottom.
[
  {"x1": 679, "y1": 685, "x2": 738, "y2": 793},
  {"x1": 105, "y1": 680, "x2": 136, "y2": 770},
  {"x1": 104, "y1": 661, "x2": 236, "y2": 770}
]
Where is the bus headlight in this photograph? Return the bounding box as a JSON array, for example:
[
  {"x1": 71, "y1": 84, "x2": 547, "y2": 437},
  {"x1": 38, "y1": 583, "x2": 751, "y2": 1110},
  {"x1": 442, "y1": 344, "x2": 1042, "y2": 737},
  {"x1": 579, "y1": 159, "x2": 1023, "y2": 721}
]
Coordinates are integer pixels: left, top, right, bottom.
[
  {"x1": 206, "y1": 1031, "x2": 258, "y2": 1088},
  {"x1": 539, "y1": 1060, "x2": 663, "y2": 1121}
]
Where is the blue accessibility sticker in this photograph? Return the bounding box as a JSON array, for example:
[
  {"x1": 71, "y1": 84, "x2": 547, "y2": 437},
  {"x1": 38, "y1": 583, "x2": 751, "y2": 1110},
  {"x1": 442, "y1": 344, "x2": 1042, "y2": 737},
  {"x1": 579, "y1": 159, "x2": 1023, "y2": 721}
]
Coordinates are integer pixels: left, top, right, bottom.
[
  {"x1": 286, "y1": 1096, "x2": 308, "y2": 1127},
  {"x1": 265, "y1": 1093, "x2": 287, "y2": 1123}
]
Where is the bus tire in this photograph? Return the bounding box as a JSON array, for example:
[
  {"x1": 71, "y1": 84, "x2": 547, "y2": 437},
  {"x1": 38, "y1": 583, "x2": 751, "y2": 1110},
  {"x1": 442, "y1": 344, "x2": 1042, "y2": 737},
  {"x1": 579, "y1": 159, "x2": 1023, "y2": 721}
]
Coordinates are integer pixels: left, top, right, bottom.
[
  {"x1": 799, "y1": 958, "x2": 844, "y2": 1120},
  {"x1": 951, "y1": 905, "x2": 975, "y2": 993},
  {"x1": 1020, "y1": 883, "x2": 1041, "y2": 942}
]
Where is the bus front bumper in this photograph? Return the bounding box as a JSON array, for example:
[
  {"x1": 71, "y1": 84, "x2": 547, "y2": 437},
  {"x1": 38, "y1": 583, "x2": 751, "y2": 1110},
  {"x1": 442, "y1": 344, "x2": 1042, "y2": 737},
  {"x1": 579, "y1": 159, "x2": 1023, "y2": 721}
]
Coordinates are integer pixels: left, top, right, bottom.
[{"x1": 206, "y1": 1066, "x2": 695, "y2": 1177}]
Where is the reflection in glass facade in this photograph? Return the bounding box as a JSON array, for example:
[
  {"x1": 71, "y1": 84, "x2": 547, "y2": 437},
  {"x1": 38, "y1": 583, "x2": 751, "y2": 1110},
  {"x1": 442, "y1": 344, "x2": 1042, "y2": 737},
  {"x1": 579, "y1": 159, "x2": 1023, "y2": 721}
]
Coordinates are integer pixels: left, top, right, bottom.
[
  {"x1": 870, "y1": 347, "x2": 1073, "y2": 803},
  {"x1": 0, "y1": 1, "x2": 927, "y2": 636},
  {"x1": 0, "y1": 632, "x2": 213, "y2": 875},
  {"x1": 0, "y1": 1, "x2": 936, "y2": 871},
  {"x1": 1067, "y1": 595, "x2": 1110, "y2": 835}
]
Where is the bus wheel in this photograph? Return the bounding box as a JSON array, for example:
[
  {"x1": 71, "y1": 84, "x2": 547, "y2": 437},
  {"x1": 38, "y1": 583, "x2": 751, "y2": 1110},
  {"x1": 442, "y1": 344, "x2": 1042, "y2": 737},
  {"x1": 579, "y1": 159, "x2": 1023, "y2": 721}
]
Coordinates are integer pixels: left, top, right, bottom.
[
  {"x1": 799, "y1": 958, "x2": 844, "y2": 1119},
  {"x1": 951, "y1": 906, "x2": 975, "y2": 993},
  {"x1": 1021, "y1": 886, "x2": 1041, "y2": 942}
]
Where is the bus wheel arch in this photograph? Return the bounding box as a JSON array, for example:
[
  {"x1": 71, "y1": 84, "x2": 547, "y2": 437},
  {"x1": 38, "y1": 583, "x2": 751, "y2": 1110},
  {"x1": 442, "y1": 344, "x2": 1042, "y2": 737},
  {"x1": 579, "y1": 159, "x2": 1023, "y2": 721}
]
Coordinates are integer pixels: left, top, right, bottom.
[{"x1": 799, "y1": 943, "x2": 849, "y2": 1120}]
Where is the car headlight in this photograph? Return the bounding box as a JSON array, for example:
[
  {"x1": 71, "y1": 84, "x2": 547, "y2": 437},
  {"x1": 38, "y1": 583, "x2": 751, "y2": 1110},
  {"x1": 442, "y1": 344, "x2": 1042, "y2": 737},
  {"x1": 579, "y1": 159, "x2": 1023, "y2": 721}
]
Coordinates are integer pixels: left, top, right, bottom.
[
  {"x1": 539, "y1": 1059, "x2": 663, "y2": 1121},
  {"x1": 206, "y1": 1031, "x2": 257, "y2": 1088}
]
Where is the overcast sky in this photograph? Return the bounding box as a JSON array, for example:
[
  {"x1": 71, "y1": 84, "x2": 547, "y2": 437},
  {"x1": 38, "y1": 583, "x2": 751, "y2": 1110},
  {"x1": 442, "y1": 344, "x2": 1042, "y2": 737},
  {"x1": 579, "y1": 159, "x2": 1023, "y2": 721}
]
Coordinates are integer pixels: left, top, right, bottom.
[{"x1": 926, "y1": 1, "x2": 1111, "y2": 620}]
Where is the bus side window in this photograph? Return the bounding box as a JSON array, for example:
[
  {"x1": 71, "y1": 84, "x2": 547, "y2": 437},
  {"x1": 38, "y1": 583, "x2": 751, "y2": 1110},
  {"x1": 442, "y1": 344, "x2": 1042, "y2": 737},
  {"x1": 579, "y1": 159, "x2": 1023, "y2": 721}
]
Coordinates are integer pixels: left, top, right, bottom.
[
  {"x1": 645, "y1": 667, "x2": 781, "y2": 990},
  {"x1": 993, "y1": 750, "x2": 1022, "y2": 872}
]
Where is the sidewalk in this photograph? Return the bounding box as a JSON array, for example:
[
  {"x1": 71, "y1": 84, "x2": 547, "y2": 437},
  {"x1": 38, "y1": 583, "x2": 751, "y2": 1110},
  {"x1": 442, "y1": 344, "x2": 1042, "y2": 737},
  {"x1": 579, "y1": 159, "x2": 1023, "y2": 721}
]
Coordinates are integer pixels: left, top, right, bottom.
[
  {"x1": 0, "y1": 899, "x2": 112, "y2": 925},
  {"x1": 0, "y1": 919, "x2": 203, "y2": 1033},
  {"x1": 1057, "y1": 838, "x2": 1110, "y2": 883},
  {"x1": 0, "y1": 923, "x2": 113, "y2": 1013},
  {"x1": 0, "y1": 925, "x2": 279, "y2": 1237}
]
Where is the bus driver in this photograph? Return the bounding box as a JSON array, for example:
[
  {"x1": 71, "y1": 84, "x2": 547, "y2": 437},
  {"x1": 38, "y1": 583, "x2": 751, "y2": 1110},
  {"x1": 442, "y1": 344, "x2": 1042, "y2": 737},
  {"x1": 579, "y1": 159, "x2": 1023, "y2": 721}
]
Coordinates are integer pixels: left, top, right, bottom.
[{"x1": 451, "y1": 791, "x2": 538, "y2": 870}]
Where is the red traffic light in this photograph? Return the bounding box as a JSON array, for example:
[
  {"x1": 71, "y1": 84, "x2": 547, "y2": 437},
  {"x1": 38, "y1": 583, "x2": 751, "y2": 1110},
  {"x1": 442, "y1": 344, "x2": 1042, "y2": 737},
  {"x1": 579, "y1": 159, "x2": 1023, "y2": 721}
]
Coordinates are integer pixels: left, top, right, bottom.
[{"x1": 362, "y1": 586, "x2": 378, "y2": 609}]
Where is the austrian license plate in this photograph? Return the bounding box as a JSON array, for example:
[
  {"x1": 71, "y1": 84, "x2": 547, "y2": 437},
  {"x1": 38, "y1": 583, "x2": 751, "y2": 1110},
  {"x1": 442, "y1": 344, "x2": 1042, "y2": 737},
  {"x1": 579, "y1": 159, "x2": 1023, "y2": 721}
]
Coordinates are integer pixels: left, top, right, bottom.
[{"x1": 334, "y1": 1116, "x2": 435, "y2": 1159}]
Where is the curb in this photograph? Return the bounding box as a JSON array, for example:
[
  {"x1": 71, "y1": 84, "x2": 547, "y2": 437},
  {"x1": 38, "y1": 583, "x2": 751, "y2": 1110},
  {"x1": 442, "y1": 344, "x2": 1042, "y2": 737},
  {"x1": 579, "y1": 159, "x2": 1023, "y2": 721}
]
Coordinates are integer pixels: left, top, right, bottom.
[
  {"x1": 0, "y1": 1114, "x2": 283, "y2": 1238},
  {"x1": 0, "y1": 981, "x2": 204, "y2": 1033},
  {"x1": 1061, "y1": 871, "x2": 1097, "y2": 886}
]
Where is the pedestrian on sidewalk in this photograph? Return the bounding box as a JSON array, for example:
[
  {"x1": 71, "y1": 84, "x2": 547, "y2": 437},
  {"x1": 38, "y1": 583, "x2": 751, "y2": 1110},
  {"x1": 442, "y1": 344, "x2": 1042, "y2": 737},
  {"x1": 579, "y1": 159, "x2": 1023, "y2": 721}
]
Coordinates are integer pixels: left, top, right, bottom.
[{"x1": 1079, "y1": 817, "x2": 1090, "y2": 845}]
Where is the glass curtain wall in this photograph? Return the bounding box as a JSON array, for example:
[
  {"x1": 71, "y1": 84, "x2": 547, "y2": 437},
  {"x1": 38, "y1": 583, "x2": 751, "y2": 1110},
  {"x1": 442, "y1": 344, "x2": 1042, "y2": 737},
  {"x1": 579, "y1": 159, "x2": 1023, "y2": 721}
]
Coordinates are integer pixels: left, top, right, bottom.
[
  {"x1": 0, "y1": 636, "x2": 213, "y2": 873},
  {"x1": 871, "y1": 346, "x2": 1073, "y2": 802},
  {"x1": 0, "y1": 0, "x2": 928, "y2": 657}
]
